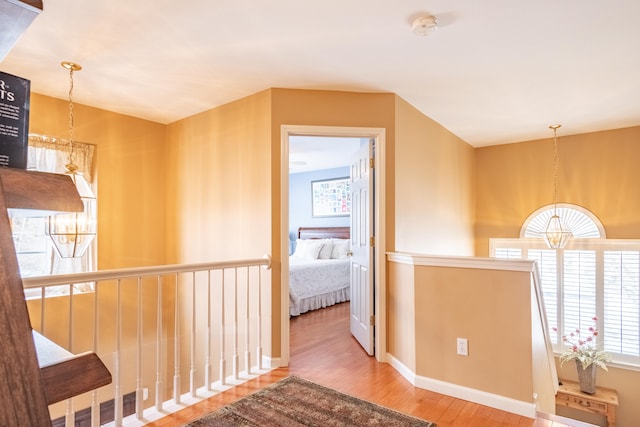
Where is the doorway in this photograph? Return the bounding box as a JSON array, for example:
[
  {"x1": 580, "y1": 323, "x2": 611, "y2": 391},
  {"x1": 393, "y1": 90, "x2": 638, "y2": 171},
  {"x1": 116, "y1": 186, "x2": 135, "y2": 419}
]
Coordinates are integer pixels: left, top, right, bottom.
[{"x1": 280, "y1": 125, "x2": 387, "y2": 366}]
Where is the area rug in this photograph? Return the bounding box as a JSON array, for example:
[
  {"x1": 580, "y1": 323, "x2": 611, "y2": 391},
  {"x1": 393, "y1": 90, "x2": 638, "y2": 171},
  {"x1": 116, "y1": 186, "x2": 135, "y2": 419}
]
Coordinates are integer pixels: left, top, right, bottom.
[{"x1": 186, "y1": 376, "x2": 435, "y2": 426}]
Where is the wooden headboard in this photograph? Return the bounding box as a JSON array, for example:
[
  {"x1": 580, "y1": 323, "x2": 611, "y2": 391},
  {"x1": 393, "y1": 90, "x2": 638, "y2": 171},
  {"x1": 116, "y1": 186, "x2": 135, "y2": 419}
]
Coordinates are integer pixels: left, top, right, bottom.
[{"x1": 298, "y1": 226, "x2": 350, "y2": 240}]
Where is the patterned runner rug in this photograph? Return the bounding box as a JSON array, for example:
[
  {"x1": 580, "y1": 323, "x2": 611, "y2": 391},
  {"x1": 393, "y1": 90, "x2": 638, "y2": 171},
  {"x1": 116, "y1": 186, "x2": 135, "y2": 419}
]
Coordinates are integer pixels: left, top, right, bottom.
[{"x1": 187, "y1": 375, "x2": 435, "y2": 426}]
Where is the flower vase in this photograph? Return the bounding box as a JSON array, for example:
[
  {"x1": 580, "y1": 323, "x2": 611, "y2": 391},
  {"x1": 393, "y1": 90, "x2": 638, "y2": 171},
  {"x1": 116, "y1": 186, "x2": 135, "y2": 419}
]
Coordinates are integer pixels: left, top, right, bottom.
[{"x1": 575, "y1": 361, "x2": 597, "y2": 394}]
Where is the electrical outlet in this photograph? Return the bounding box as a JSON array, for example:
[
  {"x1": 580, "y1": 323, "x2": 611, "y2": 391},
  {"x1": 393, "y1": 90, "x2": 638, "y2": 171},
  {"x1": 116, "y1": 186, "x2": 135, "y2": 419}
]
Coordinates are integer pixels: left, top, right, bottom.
[
  {"x1": 457, "y1": 338, "x2": 468, "y2": 356},
  {"x1": 143, "y1": 387, "x2": 149, "y2": 400}
]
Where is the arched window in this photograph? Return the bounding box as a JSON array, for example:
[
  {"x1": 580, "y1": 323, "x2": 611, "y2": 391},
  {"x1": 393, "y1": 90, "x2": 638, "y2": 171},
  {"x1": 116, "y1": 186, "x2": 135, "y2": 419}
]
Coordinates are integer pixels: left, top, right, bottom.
[
  {"x1": 520, "y1": 203, "x2": 605, "y2": 239},
  {"x1": 490, "y1": 204, "x2": 640, "y2": 368}
]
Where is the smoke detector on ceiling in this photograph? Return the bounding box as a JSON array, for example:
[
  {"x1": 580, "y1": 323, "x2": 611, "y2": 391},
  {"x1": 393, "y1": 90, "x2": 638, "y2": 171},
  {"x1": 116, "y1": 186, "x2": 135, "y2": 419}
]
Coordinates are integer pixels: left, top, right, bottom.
[{"x1": 412, "y1": 15, "x2": 438, "y2": 36}]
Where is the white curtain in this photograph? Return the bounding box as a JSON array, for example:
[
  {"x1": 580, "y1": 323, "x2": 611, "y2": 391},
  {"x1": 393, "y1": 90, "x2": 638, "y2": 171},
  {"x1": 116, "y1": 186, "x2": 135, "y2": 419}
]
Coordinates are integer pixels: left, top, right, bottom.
[{"x1": 27, "y1": 134, "x2": 97, "y2": 279}]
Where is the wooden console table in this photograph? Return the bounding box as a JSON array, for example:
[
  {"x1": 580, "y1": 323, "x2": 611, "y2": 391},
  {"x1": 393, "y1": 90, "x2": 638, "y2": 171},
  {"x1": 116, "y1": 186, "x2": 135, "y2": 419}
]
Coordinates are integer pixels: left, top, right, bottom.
[{"x1": 556, "y1": 379, "x2": 619, "y2": 427}]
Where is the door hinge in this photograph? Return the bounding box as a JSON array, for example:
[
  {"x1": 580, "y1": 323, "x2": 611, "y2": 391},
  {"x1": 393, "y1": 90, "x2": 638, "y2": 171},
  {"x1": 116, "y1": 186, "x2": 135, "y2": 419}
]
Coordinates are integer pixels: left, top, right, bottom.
[
  {"x1": 369, "y1": 158, "x2": 374, "y2": 169},
  {"x1": 370, "y1": 236, "x2": 375, "y2": 247},
  {"x1": 370, "y1": 315, "x2": 375, "y2": 326}
]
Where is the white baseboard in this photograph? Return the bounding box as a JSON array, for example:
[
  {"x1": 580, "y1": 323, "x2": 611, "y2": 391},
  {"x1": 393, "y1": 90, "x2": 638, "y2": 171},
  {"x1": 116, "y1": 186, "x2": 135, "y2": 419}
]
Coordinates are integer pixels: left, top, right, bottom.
[
  {"x1": 262, "y1": 355, "x2": 282, "y2": 369},
  {"x1": 387, "y1": 353, "x2": 537, "y2": 419}
]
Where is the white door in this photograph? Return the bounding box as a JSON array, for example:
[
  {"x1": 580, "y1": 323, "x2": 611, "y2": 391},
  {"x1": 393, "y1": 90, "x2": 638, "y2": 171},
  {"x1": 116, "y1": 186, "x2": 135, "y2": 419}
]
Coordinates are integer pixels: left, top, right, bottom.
[{"x1": 349, "y1": 140, "x2": 374, "y2": 355}]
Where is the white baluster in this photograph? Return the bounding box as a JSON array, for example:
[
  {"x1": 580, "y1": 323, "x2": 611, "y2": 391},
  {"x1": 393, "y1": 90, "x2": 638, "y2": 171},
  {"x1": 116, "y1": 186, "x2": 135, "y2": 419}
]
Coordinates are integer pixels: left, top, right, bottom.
[
  {"x1": 190, "y1": 271, "x2": 197, "y2": 397},
  {"x1": 257, "y1": 266, "x2": 263, "y2": 371},
  {"x1": 233, "y1": 268, "x2": 239, "y2": 380},
  {"x1": 65, "y1": 399, "x2": 74, "y2": 427},
  {"x1": 219, "y1": 269, "x2": 226, "y2": 385},
  {"x1": 205, "y1": 270, "x2": 212, "y2": 391},
  {"x1": 155, "y1": 275, "x2": 163, "y2": 411},
  {"x1": 91, "y1": 284, "x2": 100, "y2": 427},
  {"x1": 136, "y1": 276, "x2": 144, "y2": 420},
  {"x1": 245, "y1": 266, "x2": 251, "y2": 375},
  {"x1": 173, "y1": 273, "x2": 181, "y2": 404},
  {"x1": 114, "y1": 279, "x2": 122, "y2": 426}
]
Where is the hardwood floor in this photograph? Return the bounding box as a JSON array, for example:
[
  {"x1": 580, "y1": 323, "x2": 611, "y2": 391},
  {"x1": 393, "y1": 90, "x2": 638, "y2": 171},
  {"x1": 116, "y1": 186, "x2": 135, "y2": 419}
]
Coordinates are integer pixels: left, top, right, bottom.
[{"x1": 146, "y1": 302, "x2": 583, "y2": 427}]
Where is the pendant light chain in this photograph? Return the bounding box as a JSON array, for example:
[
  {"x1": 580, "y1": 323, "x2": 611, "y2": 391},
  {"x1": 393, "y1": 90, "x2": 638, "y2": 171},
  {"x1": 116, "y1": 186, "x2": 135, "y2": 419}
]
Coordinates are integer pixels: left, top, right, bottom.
[
  {"x1": 543, "y1": 124, "x2": 572, "y2": 249},
  {"x1": 68, "y1": 65, "x2": 75, "y2": 165},
  {"x1": 551, "y1": 125, "x2": 560, "y2": 215},
  {"x1": 47, "y1": 61, "x2": 97, "y2": 259},
  {"x1": 62, "y1": 61, "x2": 81, "y2": 172}
]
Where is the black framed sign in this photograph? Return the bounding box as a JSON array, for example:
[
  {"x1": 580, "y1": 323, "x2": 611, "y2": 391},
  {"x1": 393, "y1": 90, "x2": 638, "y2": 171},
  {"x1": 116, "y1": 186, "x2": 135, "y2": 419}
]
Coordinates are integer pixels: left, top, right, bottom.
[
  {"x1": 0, "y1": 71, "x2": 30, "y2": 169},
  {"x1": 311, "y1": 177, "x2": 351, "y2": 217}
]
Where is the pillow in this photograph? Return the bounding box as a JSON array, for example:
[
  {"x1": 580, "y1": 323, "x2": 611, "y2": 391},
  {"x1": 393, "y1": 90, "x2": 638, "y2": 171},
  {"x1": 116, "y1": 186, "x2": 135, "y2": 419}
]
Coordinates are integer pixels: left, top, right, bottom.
[
  {"x1": 291, "y1": 239, "x2": 324, "y2": 260},
  {"x1": 317, "y1": 239, "x2": 333, "y2": 259},
  {"x1": 331, "y1": 238, "x2": 351, "y2": 259}
]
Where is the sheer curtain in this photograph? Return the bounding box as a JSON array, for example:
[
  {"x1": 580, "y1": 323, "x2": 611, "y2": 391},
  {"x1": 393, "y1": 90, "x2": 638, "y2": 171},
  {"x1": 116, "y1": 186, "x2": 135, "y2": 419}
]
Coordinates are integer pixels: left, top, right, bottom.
[{"x1": 26, "y1": 134, "x2": 97, "y2": 280}]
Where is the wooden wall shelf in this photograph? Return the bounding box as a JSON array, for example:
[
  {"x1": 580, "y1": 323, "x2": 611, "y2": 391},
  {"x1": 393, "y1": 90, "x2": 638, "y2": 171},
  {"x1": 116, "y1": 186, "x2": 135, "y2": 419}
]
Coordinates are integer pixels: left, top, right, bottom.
[{"x1": 0, "y1": 168, "x2": 111, "y2": 426}]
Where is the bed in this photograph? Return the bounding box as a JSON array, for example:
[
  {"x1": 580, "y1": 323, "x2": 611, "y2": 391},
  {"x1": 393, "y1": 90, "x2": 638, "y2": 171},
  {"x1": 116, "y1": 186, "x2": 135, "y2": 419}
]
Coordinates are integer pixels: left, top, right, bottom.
[{"x1": 289, "y1": 227, "x2": 351, "y2": 316}]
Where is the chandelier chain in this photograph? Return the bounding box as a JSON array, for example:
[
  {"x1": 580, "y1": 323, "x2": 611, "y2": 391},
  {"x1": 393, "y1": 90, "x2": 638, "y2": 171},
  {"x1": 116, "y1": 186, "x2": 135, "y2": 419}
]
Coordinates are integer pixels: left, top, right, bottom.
[
  {"x1": 550, "y1": 124, "x2": 561, "y2": 215},
  {"x1": 68, "y1": 66, "x2": 75, "y2": 165}
]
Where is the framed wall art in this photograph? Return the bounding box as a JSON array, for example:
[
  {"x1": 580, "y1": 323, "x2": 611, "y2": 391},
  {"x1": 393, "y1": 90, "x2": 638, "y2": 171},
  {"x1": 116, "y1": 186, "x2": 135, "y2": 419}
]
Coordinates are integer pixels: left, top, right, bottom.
[{"x1": 311, "y1": 177, "x2": 351, "y2": 217}]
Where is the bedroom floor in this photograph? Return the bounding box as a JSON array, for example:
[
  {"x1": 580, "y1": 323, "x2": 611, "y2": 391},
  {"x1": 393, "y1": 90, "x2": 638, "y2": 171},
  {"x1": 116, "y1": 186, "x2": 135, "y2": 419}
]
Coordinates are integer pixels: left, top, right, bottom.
[{"x1": 146, "y1": 302, "x2": 588, "y2": 427}]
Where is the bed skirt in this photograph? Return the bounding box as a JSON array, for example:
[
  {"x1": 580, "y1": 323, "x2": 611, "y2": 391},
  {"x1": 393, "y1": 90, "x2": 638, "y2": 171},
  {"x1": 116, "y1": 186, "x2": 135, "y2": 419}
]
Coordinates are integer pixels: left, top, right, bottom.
[{"x1": 290, "y1": 286, "x2": 350, "y2": 316}]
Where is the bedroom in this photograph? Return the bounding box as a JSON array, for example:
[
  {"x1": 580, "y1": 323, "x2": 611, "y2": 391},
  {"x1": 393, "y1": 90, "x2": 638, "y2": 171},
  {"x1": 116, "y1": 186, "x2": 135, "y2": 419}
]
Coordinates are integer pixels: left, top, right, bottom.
[{"x1": 287, "y1": 135, "x2": 360, "y2": 318}]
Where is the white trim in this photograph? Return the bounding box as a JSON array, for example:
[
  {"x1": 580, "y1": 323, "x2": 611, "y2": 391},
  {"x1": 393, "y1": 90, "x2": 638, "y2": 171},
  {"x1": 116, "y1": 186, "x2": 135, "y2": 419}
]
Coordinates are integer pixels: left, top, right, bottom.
[
  {"x1": 387, "y1": 354, "x2": 537, "y2": 419},
  {"x1": 280, "y1": 125, "x2": 387, "y2": 364},
  {"x1": 386, "y1": 352, "x2": 417, "y2": 384},
  {"x1": 262, "y1": 355, "x2": 280, "y2": 369},
  {"x1": 386, "y1": 252, "x2": 537, "y2": 272},
  {"x1": 414, "y1": 376, "x2": 537, "y2": 419}
]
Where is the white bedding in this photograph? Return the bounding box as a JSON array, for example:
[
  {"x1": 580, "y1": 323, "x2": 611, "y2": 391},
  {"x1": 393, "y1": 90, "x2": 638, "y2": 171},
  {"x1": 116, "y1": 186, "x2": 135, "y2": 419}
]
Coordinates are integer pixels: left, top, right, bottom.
[{"x1": 289, "y1": 257, "x2": 350, "y2": 316}]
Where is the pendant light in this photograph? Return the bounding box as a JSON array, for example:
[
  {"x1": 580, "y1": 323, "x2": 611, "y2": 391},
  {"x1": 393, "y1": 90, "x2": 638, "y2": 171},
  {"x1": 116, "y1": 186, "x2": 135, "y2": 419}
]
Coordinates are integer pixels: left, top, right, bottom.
[
  {"x1": 46, "y1": 62, "x2": 96, "y2": 258},
  {"x1": 543, "y1": 124, "x2": 572, "y2": 249}
]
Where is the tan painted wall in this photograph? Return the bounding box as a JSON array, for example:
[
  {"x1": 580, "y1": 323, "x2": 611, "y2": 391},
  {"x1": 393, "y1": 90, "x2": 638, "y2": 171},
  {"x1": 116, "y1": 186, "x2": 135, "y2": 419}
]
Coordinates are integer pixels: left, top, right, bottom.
[
  {"x1": 387, "y1": 262, "x2": 416, "y2": 370},
  {"x1": 387, "y1": 257, "x2": 559, "y2": 414},
  {"x1": 475, "y1": 126, "x2": 640, "y2": 256},
  {"x1": 166, "y1": 90, "x2": 274, "y2": 377},
  {"x1": 166, "y1": 90, "x2": 272, "y2": 264},
  {"x1": 27, "y1": 94, "x2": 173, "y2": 416},
  {"x1": 413, "y1": 265, "x2": 534, "y2": 402},
  {"x1": 29, "y1": 93, "x2": 168, "y2": 268},
  {"x1": 394, "y1": 98, "x2": 476, "y2": 255},
  {"x1": 475, "y1": 125, "x2": 640, "y2": 426}
]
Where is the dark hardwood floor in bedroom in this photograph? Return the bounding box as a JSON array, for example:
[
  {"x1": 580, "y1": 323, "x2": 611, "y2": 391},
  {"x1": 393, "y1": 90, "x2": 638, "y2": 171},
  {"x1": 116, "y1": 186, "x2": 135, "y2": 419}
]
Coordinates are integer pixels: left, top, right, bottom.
[{"x1": 147, "y1": 302, "x2": 579, "y2": 427}]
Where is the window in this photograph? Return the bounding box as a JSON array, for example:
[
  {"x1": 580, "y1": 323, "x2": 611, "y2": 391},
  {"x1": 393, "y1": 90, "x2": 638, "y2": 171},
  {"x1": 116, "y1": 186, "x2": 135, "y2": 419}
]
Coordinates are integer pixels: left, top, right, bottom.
[
  {"x1": 10, "y1": 134, "x2": 96, "y2": 297},
  {"x1": 491, "y1": 204, "x2": 640, "y2": 367}
]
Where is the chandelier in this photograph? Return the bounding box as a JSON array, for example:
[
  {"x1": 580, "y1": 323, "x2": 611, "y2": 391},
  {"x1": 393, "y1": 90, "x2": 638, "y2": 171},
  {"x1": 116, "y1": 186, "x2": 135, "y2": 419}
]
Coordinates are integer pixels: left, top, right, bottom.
[
  {"x1": 542, "y1": 124, "x2": 572, "y2": 249},
  {"x1": 46, "y1": 62, "x2": 96, "y2": 258}
]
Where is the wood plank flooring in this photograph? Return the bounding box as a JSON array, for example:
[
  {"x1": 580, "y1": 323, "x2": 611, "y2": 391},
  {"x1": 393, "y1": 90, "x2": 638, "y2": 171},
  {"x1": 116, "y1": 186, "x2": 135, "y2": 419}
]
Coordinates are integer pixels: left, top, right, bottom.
[{"x1": 146, "y1": 302, "x2": 583, "y2": 427}]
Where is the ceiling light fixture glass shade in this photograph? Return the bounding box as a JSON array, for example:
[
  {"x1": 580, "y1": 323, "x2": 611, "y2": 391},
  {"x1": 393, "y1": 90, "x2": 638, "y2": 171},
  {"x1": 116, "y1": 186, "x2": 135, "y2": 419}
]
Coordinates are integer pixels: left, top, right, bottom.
[
  {"x1": 543, "y1": 214, "x2": 572, "y2": 249},
  {"x1": 543, "y1": 124, "x2": 573, "y2": 249},
  {"x1": 48, "y1": 168, "x2": 96, "y2": 257},
  {"x1": 46, "y1": 61, "x2": 97, "y2": 258}
]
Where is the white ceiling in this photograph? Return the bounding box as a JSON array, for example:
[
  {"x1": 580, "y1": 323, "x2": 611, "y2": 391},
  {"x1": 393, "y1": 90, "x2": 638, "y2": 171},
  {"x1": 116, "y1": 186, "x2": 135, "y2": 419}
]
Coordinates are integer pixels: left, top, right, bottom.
[
  {"x1": 2, "y1": 0, "x2": 640, "y2": 148},
  {"x1": 289, "y1": 136, "x2": 361, "y2": 174}
]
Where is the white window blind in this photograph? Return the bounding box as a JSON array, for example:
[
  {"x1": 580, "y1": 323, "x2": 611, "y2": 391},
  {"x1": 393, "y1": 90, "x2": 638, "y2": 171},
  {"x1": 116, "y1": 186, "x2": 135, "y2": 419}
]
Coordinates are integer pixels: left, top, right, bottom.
[
  {"x1": 563, "y1": 250, "x2": 597, "y2": 345},
  {"x1": 490, "y1": 238, "x2": 640, "y2": 366},
  {"x1": 603, "y1": 251, "x2": 640, "y2": 361}
]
